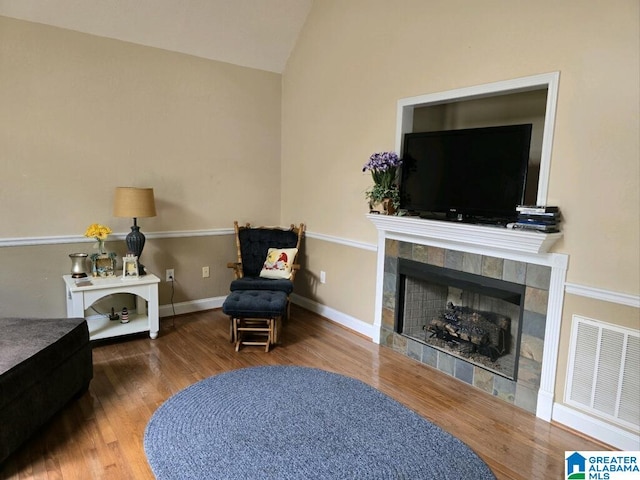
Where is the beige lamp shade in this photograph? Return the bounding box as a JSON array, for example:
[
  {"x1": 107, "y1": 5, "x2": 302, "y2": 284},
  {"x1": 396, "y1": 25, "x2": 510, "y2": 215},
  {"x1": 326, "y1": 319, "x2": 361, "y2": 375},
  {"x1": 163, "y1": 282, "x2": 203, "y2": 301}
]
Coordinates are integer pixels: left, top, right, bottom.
[{"x1": 113, "y1": 187, "x2": 156, "y2": 218}]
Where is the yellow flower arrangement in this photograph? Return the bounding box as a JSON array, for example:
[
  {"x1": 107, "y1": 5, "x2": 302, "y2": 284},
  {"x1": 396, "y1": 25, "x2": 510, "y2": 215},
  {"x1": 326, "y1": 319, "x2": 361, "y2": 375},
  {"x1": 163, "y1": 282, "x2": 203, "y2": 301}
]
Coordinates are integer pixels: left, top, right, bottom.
[
  {"x1": 84, "y1": 223, "x2": 112, "y2": 240},
  {"x1": 84, "y1": 223, "x2": 112, "y2": 254}
]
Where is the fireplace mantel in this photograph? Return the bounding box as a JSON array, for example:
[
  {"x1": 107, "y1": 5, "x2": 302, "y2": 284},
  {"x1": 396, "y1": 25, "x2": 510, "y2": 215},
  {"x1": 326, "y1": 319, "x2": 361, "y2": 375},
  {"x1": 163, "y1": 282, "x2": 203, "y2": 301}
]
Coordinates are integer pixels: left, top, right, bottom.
[
  {"x1": 366, "y1": 214, "x2": 562, "y2": 256},
  {"x1": 367, "y1": 213, "x2": 569, "y2": 422}
]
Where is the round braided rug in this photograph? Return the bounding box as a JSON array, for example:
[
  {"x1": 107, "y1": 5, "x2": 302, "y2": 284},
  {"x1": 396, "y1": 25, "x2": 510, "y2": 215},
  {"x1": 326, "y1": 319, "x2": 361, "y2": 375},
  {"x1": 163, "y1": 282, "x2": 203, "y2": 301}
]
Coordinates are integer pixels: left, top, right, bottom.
[{"x1": 144, "y1": 366, "x2": 495, "y2": 480}]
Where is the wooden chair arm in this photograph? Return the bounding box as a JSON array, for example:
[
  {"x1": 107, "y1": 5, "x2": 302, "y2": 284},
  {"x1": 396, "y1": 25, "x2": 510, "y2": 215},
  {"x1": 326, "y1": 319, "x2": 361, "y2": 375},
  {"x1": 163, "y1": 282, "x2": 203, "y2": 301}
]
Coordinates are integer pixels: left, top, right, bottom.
[
  {"x1": 227, "y1": 262, "x2": 243, "y2": 279},
  {"x1": 290, "y1": 264, "x2": 301, "y2": 282}
]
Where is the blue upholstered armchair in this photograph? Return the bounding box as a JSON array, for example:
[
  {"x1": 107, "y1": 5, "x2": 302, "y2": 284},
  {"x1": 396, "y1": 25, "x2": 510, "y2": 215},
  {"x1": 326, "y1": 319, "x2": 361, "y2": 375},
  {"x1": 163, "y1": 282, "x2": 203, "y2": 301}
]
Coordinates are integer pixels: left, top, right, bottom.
[
  {"x1": 226, "y1": 222, "x2": 305, "y2": 344},
  {"x1": 227, "y1": 221, "x2": 305, "y2": 294}
]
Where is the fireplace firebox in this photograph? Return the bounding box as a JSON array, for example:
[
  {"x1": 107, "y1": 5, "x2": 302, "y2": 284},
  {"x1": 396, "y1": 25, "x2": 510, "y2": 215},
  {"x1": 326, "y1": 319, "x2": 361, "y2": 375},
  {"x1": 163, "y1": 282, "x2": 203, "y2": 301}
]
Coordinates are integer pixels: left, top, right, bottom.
[{"x1": 396, "y1": 258, "x2": 525, "y2": 380}]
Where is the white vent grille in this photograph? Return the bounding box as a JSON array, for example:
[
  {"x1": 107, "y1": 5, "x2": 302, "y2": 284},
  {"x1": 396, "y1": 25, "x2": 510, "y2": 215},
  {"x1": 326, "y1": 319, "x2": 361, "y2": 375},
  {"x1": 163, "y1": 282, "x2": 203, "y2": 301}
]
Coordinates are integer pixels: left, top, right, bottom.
[{"x1": 565, "y1": 315, "x2": 640, "y2": 430}]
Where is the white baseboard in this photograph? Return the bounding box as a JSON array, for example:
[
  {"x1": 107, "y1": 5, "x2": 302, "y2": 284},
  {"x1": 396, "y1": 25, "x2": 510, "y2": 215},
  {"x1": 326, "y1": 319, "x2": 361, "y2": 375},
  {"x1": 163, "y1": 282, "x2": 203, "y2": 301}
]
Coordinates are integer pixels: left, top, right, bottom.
[
  {"x1": 159, "y1": 296, "x2": 225, "y2": 318},
  {"x1": 158, "y1": 293, "x2": 375, "y2": 340},
  {"x1": 290, "y1": 294, "x2": 375, "y2": 339},
  {"x1": 552, "y1": 403, "x2": 640, "y2": 451},
  {"x1": 536, "y1": 389, "x2": 554, "y2": 422}
]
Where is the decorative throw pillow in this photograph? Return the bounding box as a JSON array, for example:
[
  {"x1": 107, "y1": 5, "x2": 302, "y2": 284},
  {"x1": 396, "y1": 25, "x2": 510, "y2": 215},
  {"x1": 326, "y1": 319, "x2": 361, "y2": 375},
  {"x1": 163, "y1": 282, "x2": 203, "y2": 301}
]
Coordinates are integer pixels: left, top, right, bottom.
[{"x1": 260, "y1": 248, "x2": 298, "y2": 279}]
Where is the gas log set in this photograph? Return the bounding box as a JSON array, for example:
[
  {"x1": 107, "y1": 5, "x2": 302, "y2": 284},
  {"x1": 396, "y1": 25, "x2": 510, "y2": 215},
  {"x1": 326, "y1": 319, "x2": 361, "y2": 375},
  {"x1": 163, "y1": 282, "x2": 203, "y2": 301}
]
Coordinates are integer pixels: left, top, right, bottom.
[{"x1": 425, "y1": 302, "x2": 511, "y2": 361}]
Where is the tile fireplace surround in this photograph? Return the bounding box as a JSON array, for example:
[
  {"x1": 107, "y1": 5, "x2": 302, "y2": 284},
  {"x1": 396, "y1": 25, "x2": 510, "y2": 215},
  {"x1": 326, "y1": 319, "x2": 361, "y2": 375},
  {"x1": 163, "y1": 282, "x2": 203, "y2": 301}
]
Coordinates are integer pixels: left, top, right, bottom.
[{"x1": 367, "y1": 214, "x2": 567, "y2": 420}]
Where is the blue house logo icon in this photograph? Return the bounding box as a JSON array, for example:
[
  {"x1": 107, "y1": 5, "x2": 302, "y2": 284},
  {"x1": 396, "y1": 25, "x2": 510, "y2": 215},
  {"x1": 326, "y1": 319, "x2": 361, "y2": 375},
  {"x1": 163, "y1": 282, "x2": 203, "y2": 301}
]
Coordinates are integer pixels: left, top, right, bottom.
[{"x1": 566, "y1": 452, "x2": 586, "y2": 479}]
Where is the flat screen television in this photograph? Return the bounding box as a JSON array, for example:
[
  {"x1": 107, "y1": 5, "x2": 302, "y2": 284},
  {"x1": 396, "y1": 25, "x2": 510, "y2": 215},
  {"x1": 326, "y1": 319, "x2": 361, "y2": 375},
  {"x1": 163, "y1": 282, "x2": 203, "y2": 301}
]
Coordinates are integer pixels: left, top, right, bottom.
[{"x1": 399, "y1": 124, "x2": 532, "y2": 223}]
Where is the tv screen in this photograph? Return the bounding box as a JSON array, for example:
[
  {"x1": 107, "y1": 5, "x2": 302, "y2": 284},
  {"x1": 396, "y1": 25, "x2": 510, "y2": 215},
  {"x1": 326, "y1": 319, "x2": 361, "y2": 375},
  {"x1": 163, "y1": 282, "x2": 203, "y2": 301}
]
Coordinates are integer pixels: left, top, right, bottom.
[{"x1": 399, "y1": 124, "x2": 532, "y2": 222}]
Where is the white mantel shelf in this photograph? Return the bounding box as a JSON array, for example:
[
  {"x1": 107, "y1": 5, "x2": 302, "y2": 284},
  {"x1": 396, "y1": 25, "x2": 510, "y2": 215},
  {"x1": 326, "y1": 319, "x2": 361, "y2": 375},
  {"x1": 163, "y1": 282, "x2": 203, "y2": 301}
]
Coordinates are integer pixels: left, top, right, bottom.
[{"x1": 367, "y1": 214, "x2": 562, "y2": 255}]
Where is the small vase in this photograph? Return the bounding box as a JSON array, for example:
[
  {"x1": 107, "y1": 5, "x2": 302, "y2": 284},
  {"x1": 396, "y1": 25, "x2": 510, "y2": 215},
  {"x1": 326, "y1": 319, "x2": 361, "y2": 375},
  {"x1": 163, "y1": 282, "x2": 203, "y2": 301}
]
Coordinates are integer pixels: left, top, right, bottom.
[
  {"x1": 369, "y1": 198, "x2": 396, "y2": 215},
  {"x1": 69, "y1": 253, "x2": 88, "y2": 278}
]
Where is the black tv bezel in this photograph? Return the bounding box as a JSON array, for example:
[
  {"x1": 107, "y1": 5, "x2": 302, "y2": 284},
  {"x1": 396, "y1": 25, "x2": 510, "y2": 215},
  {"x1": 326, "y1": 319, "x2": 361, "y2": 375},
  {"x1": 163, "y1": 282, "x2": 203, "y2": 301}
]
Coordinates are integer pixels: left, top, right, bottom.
[{"x1": 399, "y1": 124, "x2": 532, "y2": 223}]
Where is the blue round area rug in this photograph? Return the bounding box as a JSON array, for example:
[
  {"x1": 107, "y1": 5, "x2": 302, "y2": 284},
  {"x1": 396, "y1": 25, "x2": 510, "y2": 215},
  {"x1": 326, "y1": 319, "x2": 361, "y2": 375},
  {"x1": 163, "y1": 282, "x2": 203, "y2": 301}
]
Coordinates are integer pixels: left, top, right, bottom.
[{"x1": 144, "y1": 366, "x2": 496, "y2": 480}]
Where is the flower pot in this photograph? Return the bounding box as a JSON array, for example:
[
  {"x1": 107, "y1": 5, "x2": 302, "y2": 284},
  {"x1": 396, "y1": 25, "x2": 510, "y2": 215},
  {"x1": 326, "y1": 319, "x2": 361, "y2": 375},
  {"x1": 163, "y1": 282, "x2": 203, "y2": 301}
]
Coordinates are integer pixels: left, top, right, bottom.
[{"x1": 369, "y1": 198, "x2": 396, "y2": 215}]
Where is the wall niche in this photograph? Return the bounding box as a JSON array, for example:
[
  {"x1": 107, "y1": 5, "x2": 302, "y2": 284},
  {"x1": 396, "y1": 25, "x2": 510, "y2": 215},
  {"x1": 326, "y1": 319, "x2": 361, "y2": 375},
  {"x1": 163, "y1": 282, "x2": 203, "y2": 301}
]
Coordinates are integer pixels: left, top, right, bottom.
[{"x1": 395, "y1": 72, "x2": 560, "y2": 206}]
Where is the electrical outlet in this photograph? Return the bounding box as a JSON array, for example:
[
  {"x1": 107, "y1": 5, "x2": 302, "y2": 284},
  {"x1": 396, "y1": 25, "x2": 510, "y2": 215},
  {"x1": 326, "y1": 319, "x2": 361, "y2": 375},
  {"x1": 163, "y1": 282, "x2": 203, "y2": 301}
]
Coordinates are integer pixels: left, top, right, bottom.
[
  {"x1": 166, "y1": 269, "x2": 174, "y2": 282},
  {"x1": 320, "y1": 270, "x2": 326, "y2": 284},
  {"x1": 202, "y1": 266, "x2": 210, "y2": 278}
]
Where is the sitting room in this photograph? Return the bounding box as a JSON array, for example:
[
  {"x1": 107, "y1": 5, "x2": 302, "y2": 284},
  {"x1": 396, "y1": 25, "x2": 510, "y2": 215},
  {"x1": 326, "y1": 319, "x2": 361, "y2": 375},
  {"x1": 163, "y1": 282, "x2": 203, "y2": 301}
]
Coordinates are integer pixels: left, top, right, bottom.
[{"x1": 0, "y1": 1, "x2": 638, "y2": 478}]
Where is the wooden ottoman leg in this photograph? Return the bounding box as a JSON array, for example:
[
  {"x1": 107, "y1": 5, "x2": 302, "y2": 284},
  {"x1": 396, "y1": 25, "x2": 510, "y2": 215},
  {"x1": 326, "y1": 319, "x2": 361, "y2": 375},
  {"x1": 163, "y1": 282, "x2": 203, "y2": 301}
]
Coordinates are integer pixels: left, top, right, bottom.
[
  {"x1": 234, "y1": 318, "x2": 241, "y2": 351},
  {"x1": 265, "y1": 318, "x2": 274, "y2": 352},
  {"x1": 273, "y1": 315, "x2": 282, "y2": 345}
]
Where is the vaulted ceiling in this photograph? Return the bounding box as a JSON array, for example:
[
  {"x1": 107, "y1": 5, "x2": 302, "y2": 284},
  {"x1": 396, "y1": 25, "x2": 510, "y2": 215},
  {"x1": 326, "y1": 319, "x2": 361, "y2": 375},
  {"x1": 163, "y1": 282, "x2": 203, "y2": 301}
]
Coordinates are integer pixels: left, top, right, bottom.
[{"x1": 0, "y1": 0, "x2": 313, "y2": 73}]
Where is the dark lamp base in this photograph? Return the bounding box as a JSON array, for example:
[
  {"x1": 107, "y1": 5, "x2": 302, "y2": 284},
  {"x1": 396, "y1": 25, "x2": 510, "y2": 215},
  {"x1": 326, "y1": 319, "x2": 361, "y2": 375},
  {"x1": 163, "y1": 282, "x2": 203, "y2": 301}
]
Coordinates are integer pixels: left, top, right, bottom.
[{"x1": 126, "y1": 224, "x2": 149, "y2": 276}]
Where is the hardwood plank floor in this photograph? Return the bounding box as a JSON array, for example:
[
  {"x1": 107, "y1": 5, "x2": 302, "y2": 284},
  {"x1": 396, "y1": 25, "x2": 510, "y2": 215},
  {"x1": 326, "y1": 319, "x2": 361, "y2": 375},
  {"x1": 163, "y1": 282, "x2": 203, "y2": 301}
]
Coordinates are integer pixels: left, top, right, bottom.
[{"x1": 1, "y1": 306, "x2": 609, "y2": 479}]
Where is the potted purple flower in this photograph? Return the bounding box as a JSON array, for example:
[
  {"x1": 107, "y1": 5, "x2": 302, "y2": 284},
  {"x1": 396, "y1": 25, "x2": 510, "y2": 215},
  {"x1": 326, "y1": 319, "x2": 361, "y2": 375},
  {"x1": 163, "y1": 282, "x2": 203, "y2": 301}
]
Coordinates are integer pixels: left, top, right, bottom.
[{"x1": 362, "y1": 151, "x2": 402, "y2": 214}]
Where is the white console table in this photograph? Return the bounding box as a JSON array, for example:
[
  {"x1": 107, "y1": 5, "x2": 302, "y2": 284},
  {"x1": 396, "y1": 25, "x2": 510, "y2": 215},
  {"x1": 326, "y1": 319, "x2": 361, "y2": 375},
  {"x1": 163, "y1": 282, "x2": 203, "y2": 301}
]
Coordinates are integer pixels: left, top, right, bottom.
[{"x1": 63, "y1": 273, "x2": 161, "y2": 341}]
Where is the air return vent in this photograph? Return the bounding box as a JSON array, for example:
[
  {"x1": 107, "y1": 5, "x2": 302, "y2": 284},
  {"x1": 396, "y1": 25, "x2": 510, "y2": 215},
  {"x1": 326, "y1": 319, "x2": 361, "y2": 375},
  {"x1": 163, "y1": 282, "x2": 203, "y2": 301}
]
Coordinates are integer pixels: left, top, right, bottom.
[{"x1": 565, "y1": 315, "x2": 639, "y2": 430}]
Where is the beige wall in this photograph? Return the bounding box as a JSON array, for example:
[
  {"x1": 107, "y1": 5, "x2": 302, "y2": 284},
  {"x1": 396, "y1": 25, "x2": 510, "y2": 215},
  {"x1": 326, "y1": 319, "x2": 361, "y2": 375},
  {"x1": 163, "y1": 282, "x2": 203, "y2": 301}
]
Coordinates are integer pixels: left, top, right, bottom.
[
  {"x1": 281, "y1": 0, "x2": 639, "y2": 416},
  {"x1": 295, "y1": 237, "x2": 377, "y2": 324},
  {"x1": 0, "y1": 16, "x2": 282, "y2": 238},
  {"x1": 0, "y1": 235, "x2": 238, "y2": 318},
  {"x1": 0, "y1": 16, "x2": 283, "y2": 317},
  {"x1": 283, "y1": 0, "x2": 639, "y2": 293}
]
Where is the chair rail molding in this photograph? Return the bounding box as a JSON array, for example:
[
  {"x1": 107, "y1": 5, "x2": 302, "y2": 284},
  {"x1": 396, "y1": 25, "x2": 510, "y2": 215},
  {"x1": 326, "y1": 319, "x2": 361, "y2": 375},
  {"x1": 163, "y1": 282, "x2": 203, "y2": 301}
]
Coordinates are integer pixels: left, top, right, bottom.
[
  {"x1": 0, "y1": 228, "x2": 235, "y2": 247},
  {"x1": 565, "y1": 283, "x2": 640, "y2": 308}
]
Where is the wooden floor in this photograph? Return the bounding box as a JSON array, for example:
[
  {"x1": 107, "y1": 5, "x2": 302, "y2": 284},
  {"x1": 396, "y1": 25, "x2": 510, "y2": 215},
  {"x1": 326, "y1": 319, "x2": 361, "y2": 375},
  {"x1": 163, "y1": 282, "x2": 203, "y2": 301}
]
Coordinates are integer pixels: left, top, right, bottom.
[{"x1": 1, "y1": 306, "x2": 608, "y2": 479}]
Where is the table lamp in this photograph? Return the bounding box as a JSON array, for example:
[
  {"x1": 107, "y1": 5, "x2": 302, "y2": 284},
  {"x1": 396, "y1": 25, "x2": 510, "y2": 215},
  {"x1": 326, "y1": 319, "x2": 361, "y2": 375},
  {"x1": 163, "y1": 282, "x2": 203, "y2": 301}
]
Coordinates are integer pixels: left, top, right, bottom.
[{"x1": 113, "y1": 187, "x2": 156, "y2": 275}]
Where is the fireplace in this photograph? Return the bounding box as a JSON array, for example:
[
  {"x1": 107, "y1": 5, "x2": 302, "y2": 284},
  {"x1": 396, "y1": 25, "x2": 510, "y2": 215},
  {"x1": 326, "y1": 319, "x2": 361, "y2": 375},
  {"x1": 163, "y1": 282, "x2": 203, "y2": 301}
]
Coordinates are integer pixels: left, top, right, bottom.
[
  {"x1": 379, "y1": 243, "x2": 553, "y2": 413},
  {"x1": 369, "y1": 209, "x2": 567, "y2": 422},
  {"x1": 368, "y1": 214, "x2": 568, "y2": 417},
  {"x1": 396, "y1": 258, "x2": 525, "y2": 380}
]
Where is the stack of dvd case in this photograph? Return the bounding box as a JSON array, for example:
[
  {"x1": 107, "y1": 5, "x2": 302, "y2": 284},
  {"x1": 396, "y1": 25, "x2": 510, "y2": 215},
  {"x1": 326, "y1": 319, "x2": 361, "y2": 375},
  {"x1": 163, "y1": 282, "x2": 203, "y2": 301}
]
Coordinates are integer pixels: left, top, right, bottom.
[{"x1": 514, "y1": 205, "x2": 561, "y2": 233}]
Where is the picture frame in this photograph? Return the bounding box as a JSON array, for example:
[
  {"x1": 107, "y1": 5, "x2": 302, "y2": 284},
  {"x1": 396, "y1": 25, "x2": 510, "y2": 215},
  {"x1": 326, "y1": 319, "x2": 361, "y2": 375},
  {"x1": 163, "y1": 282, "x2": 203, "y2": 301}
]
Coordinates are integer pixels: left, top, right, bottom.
[{"x1": 122, "y1": 254, "x2": 139, "y2": 279}]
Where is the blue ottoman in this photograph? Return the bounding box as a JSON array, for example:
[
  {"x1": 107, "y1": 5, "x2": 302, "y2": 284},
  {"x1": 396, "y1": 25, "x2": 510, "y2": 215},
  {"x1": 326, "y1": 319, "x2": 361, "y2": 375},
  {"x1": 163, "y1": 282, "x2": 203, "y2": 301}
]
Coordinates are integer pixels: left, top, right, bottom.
[{"x1": 222, "y1": 290, "x2": 288, "y2": 352}]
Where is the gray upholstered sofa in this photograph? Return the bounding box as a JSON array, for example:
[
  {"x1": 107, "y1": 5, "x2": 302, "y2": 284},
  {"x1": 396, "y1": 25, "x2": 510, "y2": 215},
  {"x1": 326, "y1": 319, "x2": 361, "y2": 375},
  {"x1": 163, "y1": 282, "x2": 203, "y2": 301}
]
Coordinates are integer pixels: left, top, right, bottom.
[{"x1": 0, "y1": 317, "x2": 93, "y2": 463}]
